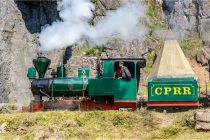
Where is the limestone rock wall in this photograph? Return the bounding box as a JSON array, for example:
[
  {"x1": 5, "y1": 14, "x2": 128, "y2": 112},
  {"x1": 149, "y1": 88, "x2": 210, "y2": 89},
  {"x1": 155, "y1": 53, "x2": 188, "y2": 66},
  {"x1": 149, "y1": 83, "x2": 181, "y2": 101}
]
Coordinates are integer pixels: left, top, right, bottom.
[
  {"x1": 163, "y1": 0, "x2": 210, "y2": 44},
  {"x1": 15, "y1": 0, "x2": 59, "y2": 33},
  {"x1": 0, "y1": 0, "x2": 62, "y2": 105},
  {"x1": 0, "y1": 0, "x2": 37, "y2": 104},
  {"x1": 195, "y1": 109, "x2": 210, "y2": 130}
]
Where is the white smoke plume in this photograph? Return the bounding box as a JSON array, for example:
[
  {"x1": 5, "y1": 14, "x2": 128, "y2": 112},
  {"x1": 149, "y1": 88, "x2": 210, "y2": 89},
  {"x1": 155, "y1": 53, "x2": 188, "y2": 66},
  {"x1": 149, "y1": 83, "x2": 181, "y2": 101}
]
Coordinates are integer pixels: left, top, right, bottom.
[{"x1": 39, "y1": 0, "x2": 146, "y2": 51}]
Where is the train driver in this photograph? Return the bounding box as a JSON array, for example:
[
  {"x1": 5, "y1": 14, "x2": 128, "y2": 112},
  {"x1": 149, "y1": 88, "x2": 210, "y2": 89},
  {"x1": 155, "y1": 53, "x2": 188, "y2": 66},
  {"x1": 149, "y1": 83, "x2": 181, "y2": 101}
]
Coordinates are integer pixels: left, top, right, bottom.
[{"x1": 115, "y1": 61, "x2": 131, "y2": 80}]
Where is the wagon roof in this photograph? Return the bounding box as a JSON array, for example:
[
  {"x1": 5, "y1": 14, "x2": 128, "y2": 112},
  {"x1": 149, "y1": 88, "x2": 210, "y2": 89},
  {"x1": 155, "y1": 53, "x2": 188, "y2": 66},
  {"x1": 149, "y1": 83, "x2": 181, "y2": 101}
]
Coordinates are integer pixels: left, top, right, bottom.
[{"x1": 148, "y1": 39, "x2": 195, "y2": 79}]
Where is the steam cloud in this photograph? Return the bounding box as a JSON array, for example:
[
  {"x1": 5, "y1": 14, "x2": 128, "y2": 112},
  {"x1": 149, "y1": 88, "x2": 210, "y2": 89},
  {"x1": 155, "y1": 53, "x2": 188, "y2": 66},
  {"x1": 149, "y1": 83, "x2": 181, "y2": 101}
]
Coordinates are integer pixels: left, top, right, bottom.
[{"x1": 39, "y1": 0, "x2": 146, "y2": 51}]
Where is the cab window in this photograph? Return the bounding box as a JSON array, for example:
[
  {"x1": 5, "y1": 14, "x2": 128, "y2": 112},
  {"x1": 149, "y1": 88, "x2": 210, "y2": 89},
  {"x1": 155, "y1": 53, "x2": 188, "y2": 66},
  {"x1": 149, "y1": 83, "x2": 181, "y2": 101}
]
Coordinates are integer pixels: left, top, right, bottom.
[{"x1": 114, "y1": 61, "x2": 135, "y2": 79}]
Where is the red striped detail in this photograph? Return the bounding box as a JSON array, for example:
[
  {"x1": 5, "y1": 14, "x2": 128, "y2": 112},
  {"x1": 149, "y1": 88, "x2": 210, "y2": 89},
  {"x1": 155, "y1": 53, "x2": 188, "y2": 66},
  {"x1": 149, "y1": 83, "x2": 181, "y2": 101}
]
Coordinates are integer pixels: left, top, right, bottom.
[{"x1": 147, "y1": 101, "x2": 200, "y2": 107}]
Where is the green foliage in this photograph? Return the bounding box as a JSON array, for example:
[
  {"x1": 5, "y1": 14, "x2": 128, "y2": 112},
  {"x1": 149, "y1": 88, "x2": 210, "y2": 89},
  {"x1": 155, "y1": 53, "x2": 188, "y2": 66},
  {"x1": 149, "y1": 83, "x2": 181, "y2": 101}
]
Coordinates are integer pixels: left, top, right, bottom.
[
  {"x1": 148, "y1": 21, "x2": 167, "y2": 34},
  {"x1": 85, "y1": 48, "x2": 98, "y2": 56},
  {"x1": 73, "y1": 42, "x2": 107, "y2": 56},
  {"x1": 143, "y1": 36, "x2": 163, "y2": 75},
  {"x1": 147, "y1": 4, "x2": 157, "y2": 19},
  {"x1": 180, "y1": 36, "x2": 204, "y2": 59},
  {"x1": 113, "y1": 116, "x2": 126, "y2": 126},
  {"x1": 85, "y1": 46, "x2": 107, "y2": 56},
  {"x1": 151, "y1": 124, "x2": 181, "y2": 139},
  {"x1": 145, "y1": 0, "x2": 163, "y2": 20},
  {"x1": 145, "y1": 1, "x2": 167, "y2": 34},
  {"x1": 149, "y1": 111, "x2": 197, "y2": 139},
  {"x1": 0, "y1": 111, "x2": 141, "y2": 139},
  {"x1": 144, "y1": 50, "x2": 156, "y2": 74},
  {"x1": 90, "y1": 0, "x2": 97, "y2": 3}
]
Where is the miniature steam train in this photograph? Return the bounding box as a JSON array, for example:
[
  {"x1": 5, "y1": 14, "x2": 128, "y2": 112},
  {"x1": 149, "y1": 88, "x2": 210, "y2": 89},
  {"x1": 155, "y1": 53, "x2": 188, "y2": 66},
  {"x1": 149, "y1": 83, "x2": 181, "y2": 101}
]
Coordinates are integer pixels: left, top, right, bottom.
[
  {"x1": 26, "y1": 57, "x2": 146, "y2": 111},
  {"x1": 26, "y1": 56, "x2": 202, "y2": 112},
  {"x1": 25, "y1": 31, "x2": 208, "y2": 112}
]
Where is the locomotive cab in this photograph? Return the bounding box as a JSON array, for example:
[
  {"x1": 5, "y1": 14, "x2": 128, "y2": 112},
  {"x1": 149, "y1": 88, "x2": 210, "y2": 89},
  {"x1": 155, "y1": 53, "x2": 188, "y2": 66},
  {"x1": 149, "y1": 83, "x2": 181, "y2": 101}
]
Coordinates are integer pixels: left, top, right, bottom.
[
  {"x1": 87, "y1": 58, "x2": 146, "y2": 110},
  {"x1": 102, "y1": 58, "x2": 146, "y2": 78}
]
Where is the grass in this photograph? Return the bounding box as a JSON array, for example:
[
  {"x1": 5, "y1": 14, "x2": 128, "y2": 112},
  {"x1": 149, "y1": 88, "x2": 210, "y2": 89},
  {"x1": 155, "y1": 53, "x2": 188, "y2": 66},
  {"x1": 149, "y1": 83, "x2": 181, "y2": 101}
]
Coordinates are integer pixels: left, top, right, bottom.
[
  {"x1": 0, "y1": 110, "x2": 210, "y2": 139},
  {"x1": 0, "y1": 111, "x2": 147, "y2": 139}
]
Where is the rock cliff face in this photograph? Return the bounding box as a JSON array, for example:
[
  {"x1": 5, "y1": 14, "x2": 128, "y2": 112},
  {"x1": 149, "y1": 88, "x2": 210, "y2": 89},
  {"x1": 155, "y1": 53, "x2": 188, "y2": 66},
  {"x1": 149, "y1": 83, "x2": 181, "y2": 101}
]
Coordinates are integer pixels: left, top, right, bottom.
[
  {"x1": 93, "y1": 0, "x2": 123, "y2": 23},
  {"x1": 0, "y1": 0, "x2": 62, "y2": 105},
  {"x1": 0, "y1": 0, "x2": 37, "y2": 104},
  {"x1": 16, "y1": 0, "x2": 59, "y2": 33},
  {"x1": 163, "y1": 0, "x2": 210, "y2": 43}
]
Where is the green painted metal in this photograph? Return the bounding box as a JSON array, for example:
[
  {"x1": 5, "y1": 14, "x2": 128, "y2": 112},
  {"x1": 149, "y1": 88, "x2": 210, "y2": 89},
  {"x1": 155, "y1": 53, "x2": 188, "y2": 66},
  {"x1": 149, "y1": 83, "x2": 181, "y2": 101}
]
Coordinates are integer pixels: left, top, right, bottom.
[
  {"x1": 57, "y1": 66, "x2": 66, "y2": 77},
  {"x1": 30, "y1": 58, "x2": 146, "y2": 101},
  {"x1": 148, "y1": 77, "x2": 198, "y2": 101},
  {"x1": 103, "y1": 61, "x2": 114, "y2": 78},
  {"x1": 27, "y1": 67, "x2": 36, "y2": 79},
  {"x1": 33, "y1": 57, "x2": 51, "y2": 78},
  {"x1": 88, "y1": 78, "x2": 137, "y2": 101},
  {"x1": 78, "y1": 67, "x2": 90, "y2": 78},
  {"x1": 50, "y1": 77, "x2": 89, "y2": 96}
]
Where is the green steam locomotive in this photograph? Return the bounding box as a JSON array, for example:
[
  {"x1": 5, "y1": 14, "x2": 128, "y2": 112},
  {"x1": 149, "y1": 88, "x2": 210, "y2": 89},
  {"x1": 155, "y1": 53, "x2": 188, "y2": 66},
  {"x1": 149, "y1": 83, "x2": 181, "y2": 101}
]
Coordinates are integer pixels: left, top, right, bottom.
[{"x1": 26, "y1": 57, "x2": 146, "y2": 111}]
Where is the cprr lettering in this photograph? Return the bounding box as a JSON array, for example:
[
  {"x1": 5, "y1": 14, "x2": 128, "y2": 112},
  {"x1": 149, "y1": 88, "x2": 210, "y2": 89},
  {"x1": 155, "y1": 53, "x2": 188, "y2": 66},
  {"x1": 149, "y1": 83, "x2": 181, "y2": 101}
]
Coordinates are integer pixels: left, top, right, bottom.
[{"x1": 154, "y1": 86, "x2": 192, "y2": 96}]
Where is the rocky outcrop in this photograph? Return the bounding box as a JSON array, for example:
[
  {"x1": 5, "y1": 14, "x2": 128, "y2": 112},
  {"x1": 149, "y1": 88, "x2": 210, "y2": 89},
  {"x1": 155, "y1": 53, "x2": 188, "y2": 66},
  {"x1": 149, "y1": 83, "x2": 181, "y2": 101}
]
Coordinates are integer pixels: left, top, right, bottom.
[
  {"x1": 105, "y1": 38, "x2": 157, "y2": 58},
  {"x1": 93, "y1": 0, "x2": 123, "y2": 23},
  {"x1": 0, "y1": 0, "x2": 62, "y2": 105},
  {"x1": 196, "y1": 47, "x2": 210, "y2": 66},
  {"x1": 200, "y1": 19, "x2": 210, "y2": 46},
  {"x1": 0, "y1": 0, "x2": 37, "y2": 104},
  {"x1": 15, "y1": 0, "x2": 64, "y2": 71},
  {"x1": 15, "y1": 0, "x2": 59, "y2": 33},
  {"x1": 195, "y1": 109, "x2": 210, "y2": 130},
  {"x1": 163, "y1": 0, "x2": 210, "y2": 41}
]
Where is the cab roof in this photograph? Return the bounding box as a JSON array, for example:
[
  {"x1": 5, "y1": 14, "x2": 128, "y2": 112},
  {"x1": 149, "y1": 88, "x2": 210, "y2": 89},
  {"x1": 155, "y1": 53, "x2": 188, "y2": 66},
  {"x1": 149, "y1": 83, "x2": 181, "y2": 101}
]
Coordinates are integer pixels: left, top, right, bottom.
[{"x1": 101, "y1": 58, "x2": 146, "y2": 61}]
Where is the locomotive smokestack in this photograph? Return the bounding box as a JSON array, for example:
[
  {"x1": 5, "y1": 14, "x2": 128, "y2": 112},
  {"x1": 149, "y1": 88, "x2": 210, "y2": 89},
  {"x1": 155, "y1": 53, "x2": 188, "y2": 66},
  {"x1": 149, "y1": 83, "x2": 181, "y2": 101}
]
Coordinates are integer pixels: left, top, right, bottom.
[{"x1": 33, "y1": 57, "x2": 51, "y2": 78}]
